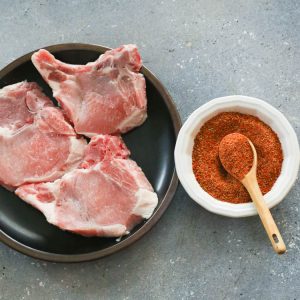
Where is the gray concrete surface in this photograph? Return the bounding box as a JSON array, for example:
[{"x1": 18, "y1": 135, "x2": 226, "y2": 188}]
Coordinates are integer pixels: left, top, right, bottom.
[{"x1": 1, "y1": 0, "x2": 300, "y2": 299}]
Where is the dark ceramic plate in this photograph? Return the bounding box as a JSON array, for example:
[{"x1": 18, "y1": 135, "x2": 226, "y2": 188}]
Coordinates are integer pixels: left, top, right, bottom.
[{"x1": 0, "y1": 44, "x2": 181, "y2": 262}]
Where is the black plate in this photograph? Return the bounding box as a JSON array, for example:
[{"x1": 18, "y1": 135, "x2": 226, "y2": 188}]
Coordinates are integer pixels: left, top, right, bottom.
[{"x1": 0, "y1": 44, "x2": 181, "y2": 262}]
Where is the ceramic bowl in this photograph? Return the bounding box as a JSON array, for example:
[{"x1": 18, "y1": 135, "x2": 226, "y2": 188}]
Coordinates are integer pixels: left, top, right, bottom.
[{"x1": 174, "y1": 95, "x2": 300, "y2": 217}]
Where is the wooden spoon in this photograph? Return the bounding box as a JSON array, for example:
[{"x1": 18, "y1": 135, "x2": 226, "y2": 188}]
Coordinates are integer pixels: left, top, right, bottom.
[{"x1": 219, "y1": 133, "x2": 286, "y2": 254}]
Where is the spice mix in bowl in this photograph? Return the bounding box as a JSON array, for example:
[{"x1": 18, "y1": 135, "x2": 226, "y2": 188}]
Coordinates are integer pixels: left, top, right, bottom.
[
  {"x1": 192, "y1": 112, "x2": 283, "y2": 204},
  {"x1": 175, "y1": 95, "x2": 300, "y2": 217}
]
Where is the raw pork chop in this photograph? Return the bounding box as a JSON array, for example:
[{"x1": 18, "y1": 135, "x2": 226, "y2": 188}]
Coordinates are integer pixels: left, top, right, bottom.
[
  {"x1": 32, "y1": 45, "x2": 147, "y2": 137},
  {"x1": 0, "y1": 81, "x2": 86, "y2": 188},
  {"x1": 16, "y1": 135, "x2": 158, "y2": 237}
]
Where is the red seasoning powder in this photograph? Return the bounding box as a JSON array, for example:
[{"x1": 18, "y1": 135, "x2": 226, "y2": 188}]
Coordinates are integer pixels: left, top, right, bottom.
[
  {"x1": 219, "y1": 133, "x2": 254, "y2": 180},
  {"x1": 192, "y1": 112, "x2": 283, "y2": 204}
]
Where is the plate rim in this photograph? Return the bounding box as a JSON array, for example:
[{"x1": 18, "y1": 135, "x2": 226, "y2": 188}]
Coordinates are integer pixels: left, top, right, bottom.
[{"x1": 0, "y1": 43, "x2": 182, "y2": 262}]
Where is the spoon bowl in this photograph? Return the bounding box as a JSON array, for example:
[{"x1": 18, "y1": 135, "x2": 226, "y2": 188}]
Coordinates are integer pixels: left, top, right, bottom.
[{"x1": 175, "y1": 95, "x2": 300, "y2": 217}]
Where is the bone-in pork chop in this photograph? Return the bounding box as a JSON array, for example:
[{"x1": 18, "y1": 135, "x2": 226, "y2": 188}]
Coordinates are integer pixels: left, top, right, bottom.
[
  {"x1": 0, "y1": 82, "x2": 86, "y2": 189},
  {"x1": 32, "y1": 45, "x2": 147, "y2": 137},
  {"x1": 16, "y1": 135, "x2": 158, "y2": 237}
]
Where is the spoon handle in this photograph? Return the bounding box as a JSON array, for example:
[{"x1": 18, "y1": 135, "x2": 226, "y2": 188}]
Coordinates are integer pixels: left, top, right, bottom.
[{"x1": 243, "y1": 176, "x2": 286, "y2": 254}]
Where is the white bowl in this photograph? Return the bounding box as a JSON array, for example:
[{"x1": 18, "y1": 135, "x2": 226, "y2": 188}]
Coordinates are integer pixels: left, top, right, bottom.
[{"x1": 175, "y1": 95, "x2": 300, "y2": 217}]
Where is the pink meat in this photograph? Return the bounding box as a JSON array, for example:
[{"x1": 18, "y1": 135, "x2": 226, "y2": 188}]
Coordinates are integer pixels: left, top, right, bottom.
[
  {"x1": 0, "y1": 82, "x2": 86, "y2": 188},
  {"x1": 16, "y1": 135, "x2": 158, "y2": 237},
  {"x1": 31, "y1": 45, "x2": 148, "y2": 137}
]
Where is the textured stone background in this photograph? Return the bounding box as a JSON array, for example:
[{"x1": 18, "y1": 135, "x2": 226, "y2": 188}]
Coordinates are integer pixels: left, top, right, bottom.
[{"x1": 0, "y1": 0, "x2": 299, "y2": 299}]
